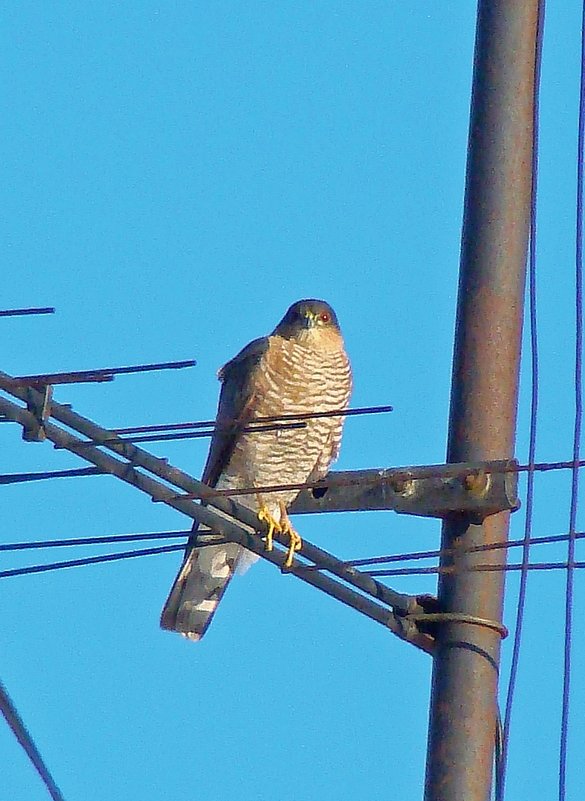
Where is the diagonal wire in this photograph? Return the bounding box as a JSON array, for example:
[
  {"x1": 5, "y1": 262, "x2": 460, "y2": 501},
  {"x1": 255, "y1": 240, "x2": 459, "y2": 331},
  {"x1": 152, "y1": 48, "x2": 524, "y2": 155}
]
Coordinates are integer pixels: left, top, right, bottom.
[
  {"x1": 2, "y1": 526, "x2": 585, "y2": 560},
  {"x1": 0, "y1": 391, "x2": 433, "y2": 648},
  {"x1": 0, "y1": 544, "x2": 187, "y2": 579},
  {"x1": 65, "y1": 404, "x2": 393, "y2": 447},
  {"x1": 0, "y1": 526, "x2": 584, "y2": 565},
  {"x1": 0, "y1": 680, "x2": 65, "y2": 801},
  {"x1": 0, "y1": 467, "x2": 103, "y2": 485},
  {"x1": 4, "y1": 546, "x2": 585, "y2": 581},
  {"x1": 0, "y1": 529, "x2": 192, "y2": 552},
  {"x1": 70, "y1": 420, "x2": 305, "y2": 446},
  {"x1": 501, "y1": 2, "x2": 545, "y2": 794},
  {"x1": 305, "y1": 530, "x2": 585, "y2": 570},
  {"x1": 559, "y1": 4, "x2": 585, "y2": 797},
  {"x1": 110, "y1": 403, "x2": 394, "y2": 436},
  {"x1": 364, "y1": 562, "x2": 585, "y2": 576}
]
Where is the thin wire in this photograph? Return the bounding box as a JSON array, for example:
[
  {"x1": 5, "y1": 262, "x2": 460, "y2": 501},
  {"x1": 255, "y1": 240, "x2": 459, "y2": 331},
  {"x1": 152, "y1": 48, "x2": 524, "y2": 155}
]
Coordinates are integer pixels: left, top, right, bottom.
[
  {"x1": 0, "y1": 543, "x2": 187, "y2": 579},
  {"x1": 0, "y1": 307, "x2": 55, "y2": 318},
  {"x1": 12, "y1": 359, "x2": 197, "y2": 386},
  {"x1": 364, "y1": 562, "x2": 585, "y2": 577},
  {"x1": 309, "y1": 530, "x2": 585, "y2": 570},
  {"x1": 111, "y1": 403, "x2": 394, "y2": 436},
  {"x1": 1, "y1": 526, "x2": 585, "y2": 561},
  {"x1": 3, "y1": 543, "x2": 585, "y2": 581},
  {"x1": 65, "y1": 404, "x2": 393, "y2": 447},
  {"x1": 65, "y1": 420, "x2": 306, "y2": 448},
  {"x1": 560, "y1": 4, "x2": 585, "y2": 795},
  {"x1": 0, "y1": 529, "x2": 191, "y2": 552},
  {"x1": 502, "y1": 4, "x2": 545, "y2": 792},
  {"x1": 494, "y1": 703, "x2": 505, "y2": 801},
  {"x1": 0, "y1": 680, "x2": 65, "y2": 801},
  {"x1": 0, "y1": 467, "x2": 103, "y2": 485}
]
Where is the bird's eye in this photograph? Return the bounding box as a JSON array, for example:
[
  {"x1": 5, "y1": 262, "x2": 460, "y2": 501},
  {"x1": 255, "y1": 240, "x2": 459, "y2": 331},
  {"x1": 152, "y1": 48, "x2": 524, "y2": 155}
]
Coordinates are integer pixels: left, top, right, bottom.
[{"x1": 320, "y1": 312, "x2": 330, "y2": 323}]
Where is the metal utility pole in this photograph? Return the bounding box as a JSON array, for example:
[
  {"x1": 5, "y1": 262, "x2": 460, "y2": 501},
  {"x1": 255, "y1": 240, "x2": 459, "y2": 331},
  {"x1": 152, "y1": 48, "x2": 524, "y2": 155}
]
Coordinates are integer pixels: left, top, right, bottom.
[{"x1": 424, "y1": 3, "x2": 540, "y2": 801}]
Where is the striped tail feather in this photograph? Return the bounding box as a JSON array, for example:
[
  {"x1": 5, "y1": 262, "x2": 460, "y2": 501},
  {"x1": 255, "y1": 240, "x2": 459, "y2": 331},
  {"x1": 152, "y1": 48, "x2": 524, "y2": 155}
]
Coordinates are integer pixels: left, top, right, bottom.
[{"x1": 160, "y1": 542, "x2": 243, "y2": 640}]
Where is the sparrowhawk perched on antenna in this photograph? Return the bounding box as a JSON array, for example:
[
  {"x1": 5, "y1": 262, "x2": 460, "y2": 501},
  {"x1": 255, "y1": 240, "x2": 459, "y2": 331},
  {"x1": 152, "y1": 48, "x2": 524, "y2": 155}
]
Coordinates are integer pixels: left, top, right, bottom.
[{"x1": 160, "y1": 299, "x2": 352, "y2": 640}]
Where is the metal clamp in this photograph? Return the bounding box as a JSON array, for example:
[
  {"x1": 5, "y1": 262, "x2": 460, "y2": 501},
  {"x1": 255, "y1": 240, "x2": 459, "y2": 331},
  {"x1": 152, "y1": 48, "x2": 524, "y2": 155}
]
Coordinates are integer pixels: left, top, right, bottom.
[{"x1": 22, "y1": 384, "x2": 53, "y2": 442}]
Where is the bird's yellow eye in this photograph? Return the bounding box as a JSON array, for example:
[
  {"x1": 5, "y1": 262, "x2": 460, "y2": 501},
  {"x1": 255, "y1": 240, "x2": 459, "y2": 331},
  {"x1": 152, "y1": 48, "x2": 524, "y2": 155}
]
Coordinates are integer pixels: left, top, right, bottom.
[{"x1": 320, "y1": 312, "x2": 330, "y2": 323}]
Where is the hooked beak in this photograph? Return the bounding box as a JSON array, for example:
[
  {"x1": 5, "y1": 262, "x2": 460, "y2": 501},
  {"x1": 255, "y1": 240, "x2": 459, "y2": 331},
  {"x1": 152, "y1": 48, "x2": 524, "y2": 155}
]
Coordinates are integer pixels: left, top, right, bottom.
[{"x1": 301, "y1": 311, "x2": 318, "y2": 329}]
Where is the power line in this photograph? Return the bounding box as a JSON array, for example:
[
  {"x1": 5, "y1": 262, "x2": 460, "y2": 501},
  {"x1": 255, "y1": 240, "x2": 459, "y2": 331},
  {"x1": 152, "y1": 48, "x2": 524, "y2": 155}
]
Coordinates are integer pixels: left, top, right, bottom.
[
  {"x1": 0, "y1": 529, "x2": 192, "y2": 552},
  {"x1": 502, "y1": 2, "x2": 545, "y2": 788},
  {"x1": 0, "y1": 534, "x2": 433, "y2": 651},
  {"x1": 0, "y1": 467, "x2": 103, "y2": 485},
  {"x1": 313, "y1": 530, "x2": 585, "y2": 569},
  {"x1": 0, "y1": 680, "x2": 65, "y2": 801},
  {"x1": 0, "y1": 529, "x2": 585, "y2": 575},
  {"x1": 364, "y1": 562, "x2": 585, "y2": 577},
  {"x1": 2, "y1": 536, "x2": 584, "y2": 581},
  {"x1": 0, "y1": 543, "x2": 186, "y2": 579},
  {"x1": 560, "y1": 3, "x2": 585, "y2": 796},
  {"x1": 0, "y1": 307, "x2": 55, "y2": 318}
]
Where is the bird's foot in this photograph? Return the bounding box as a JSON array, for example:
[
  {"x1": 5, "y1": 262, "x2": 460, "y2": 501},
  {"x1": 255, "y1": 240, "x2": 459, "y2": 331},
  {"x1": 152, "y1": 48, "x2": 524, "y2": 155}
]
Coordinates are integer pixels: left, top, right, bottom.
[
  {"x1": 257, "y1": 506, "x2": 281, "y2": 552},
  {"x1": 279, "y1": 501, "x2": 302, "y2": 569},
  {"x1": 257, "y1": 504, "x2": 302, "y2": 568}
]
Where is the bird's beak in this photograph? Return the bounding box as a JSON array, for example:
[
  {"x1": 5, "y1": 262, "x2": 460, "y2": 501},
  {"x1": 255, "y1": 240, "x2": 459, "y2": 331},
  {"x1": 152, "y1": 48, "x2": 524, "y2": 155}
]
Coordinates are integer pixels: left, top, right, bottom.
[{"x1": 301, "y1": 311, "x2": 318, "y2": 329}]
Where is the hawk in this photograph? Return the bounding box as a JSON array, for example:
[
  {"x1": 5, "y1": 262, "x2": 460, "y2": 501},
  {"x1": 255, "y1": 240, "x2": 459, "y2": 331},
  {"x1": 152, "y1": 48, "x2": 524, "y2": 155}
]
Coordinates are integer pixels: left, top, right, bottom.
[{"x1": 160, "y1": 299, "x2": 352, "y2": 640}]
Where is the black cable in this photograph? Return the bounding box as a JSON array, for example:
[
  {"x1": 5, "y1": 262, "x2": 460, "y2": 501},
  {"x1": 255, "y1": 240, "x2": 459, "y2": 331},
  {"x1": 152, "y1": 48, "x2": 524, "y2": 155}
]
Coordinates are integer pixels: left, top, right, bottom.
[
  {"x1": 502, "y1": 3, "x2": 545, "y2": 793},
  {"x1": 364, "y1": 562, "x2": 585, "y2": 577},
  {"x1": 559, "y1": 3, "x2": 585, "y2": 796},
  {"x1": 494, "y1": 703, "x2": 505, "y2": 801},
  {"x1": 328, "y1": 529, "x2": 585, "y2": 570},
  {"x1": 0, "y1": 544, "x2": 186, "y2": 579},
  {"x1": 2, "y1": 546, "x2": 585, "y2": 582},
  {"x1": 0, "y1": 467, "x2": 103, "y2": 485},
  {"x1": 0, "y1": 530, "x2": 191, "y2": 552},
  {"x1": 0, "y1": 680, "x2": 65, "y2": 801}
]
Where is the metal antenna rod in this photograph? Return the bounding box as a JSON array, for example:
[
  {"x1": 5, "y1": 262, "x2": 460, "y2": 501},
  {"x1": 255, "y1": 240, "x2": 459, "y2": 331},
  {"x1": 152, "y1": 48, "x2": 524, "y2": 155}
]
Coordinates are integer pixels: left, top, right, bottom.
[{"x1": 424, "y1": 3, "x2": 539, "y2": 800}]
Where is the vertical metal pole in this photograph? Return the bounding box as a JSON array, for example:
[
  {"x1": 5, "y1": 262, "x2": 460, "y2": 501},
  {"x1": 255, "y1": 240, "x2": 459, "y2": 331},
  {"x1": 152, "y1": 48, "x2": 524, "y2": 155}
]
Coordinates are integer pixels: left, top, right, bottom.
[{"x1": 424, "y1": 3, "x2": 539, "y2": 801}]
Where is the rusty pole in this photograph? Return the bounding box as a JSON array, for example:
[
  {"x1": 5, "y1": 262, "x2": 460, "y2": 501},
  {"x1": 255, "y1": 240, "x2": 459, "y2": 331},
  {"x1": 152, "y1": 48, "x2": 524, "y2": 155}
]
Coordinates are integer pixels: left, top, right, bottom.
[{"x1": 424, "y1": 3, "x2": 540, "y2": 801}]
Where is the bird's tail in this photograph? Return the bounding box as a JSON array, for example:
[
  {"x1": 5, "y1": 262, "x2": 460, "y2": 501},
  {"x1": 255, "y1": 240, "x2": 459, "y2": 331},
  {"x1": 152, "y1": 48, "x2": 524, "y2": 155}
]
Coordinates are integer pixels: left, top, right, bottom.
[{"x1": 160, "y1": 541, "x2": 243, "y2": 641}]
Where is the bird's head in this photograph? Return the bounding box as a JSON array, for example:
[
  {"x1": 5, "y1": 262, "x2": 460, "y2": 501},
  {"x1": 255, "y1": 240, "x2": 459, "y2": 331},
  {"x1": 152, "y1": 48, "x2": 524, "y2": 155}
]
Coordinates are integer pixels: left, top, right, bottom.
[{"x1": 273, "y1": 299, "x2": 342, "y2": 343}]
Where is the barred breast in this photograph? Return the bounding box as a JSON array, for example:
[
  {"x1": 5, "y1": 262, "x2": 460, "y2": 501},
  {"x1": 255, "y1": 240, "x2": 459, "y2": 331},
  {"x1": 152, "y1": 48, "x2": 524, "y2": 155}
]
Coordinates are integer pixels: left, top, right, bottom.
[{"x1": 218, "y1": 332, "x2": 352, "y2": 516}]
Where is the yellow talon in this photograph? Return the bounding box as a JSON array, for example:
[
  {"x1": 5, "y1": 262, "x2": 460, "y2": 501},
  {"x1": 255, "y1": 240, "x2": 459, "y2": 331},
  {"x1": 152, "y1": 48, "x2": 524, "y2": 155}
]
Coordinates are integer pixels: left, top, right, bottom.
[
  {"x1": 258, "y1": 507, "x2": 280, "y2": 552},
  {"x1": 258, "y1": 503, "x2": 302, "y2": 568},
  {"x1": 282, "y1": 528, "x2": 302, "y2": 569},
  {"x1": 279, "y1": 500, "x2": 302, "y2": 569}
]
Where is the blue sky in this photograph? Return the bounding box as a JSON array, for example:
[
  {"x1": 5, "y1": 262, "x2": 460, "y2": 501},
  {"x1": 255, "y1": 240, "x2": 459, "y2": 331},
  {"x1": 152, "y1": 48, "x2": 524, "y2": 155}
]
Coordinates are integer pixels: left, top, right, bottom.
[{"x1": 1, "y1": 3, "x2": 584, "y2": 799}]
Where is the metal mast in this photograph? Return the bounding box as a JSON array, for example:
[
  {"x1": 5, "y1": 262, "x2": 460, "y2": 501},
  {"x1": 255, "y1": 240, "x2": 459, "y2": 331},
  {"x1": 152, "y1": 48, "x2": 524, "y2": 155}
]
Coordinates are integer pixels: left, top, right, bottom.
[{"x1": 424, "y1": 2, "x2": 540, "y2": 799}]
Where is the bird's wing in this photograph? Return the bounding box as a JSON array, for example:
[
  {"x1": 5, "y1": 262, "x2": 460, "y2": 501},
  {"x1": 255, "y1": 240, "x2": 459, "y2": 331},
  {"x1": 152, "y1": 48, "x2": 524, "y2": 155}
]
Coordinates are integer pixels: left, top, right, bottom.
[
  {"x1": 201, "y1": 335, "x2": 270, "y2": 488},
  {"x1": 160, "y1": 336, "x2": 270, "y2": 640}
]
